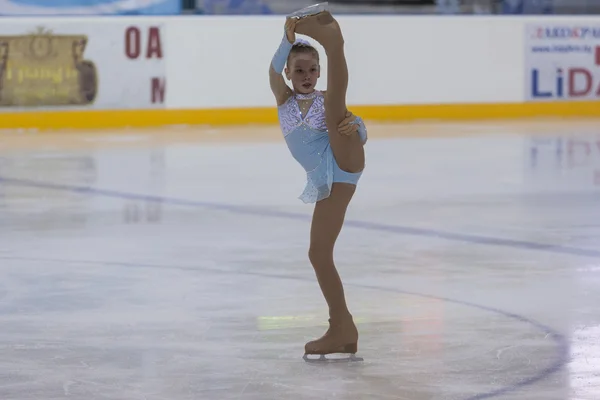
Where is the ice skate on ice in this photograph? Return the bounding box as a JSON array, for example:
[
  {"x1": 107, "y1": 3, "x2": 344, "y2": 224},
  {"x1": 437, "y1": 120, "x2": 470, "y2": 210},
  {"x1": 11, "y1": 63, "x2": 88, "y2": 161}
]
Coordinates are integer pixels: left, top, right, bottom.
[
  {"x1": 303, "y1": 351, "x2": 364, "y2": 363},
  {"x1": 302, "y1": 316, "x2": 363, "y2": 363}
]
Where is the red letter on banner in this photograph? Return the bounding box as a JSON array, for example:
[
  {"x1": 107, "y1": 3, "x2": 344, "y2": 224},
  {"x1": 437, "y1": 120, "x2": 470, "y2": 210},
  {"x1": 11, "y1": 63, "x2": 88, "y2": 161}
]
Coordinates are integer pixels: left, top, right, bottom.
[
  {"x1": 147, "y1": 27, "x2": 163, "y2": 59},
  {"x1": 125, "y1": 27, "x2": 141, "y2": 59},
  {"x1": 151, "y1": 78, "x2": 166, "y2": 103}
]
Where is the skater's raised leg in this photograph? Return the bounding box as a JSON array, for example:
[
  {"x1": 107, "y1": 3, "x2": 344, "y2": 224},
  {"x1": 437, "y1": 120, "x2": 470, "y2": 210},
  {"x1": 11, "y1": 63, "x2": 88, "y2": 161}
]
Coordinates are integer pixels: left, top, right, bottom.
[{"x1": 295, "y1": 12, "x2": 365, "y2": 174}]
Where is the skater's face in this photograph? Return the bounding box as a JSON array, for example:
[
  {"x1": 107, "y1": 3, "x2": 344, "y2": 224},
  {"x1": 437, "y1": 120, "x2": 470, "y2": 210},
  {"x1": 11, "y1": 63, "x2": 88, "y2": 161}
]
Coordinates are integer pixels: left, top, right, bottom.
[{"x1": 286, "y1": 53, "x2": 320, "y2": 94}]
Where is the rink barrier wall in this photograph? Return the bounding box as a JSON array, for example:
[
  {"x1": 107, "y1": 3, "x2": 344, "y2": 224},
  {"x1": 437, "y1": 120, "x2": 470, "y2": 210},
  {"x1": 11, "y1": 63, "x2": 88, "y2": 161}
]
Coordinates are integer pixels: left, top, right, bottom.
[{"x1": 0, "y1": 16, "x2": 599, "y2": 130}]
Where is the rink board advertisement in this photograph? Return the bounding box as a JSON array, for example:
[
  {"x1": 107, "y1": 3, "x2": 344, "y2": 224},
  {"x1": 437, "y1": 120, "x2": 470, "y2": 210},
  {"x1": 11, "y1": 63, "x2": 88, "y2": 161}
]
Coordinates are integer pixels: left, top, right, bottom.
[
  {"x1": 0, "y1": 21, "x2": 166, "y2": 111},
  {"x1": 525, "y1": 24, "x2": 600, "y2": 101}
]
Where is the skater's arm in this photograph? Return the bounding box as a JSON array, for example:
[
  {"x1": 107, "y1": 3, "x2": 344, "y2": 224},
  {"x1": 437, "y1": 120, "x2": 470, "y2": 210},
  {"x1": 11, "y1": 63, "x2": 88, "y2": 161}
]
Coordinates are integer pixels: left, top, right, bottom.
[
  {"x1": 269, "y1": 19, "x2": 296, "y2": 106},
  {"x1": 269, "y1": 65, "x2": 292, "y2": 106}
]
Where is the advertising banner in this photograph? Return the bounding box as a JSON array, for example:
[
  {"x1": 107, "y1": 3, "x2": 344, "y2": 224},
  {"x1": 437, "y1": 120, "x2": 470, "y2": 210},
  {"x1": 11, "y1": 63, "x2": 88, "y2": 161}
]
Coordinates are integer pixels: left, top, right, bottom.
[
  {"x1": 0, "y1": 21, "x2": 166, "y2": 111},
  {"x1": 525, "y1": 24, "x2": 600, "y2": 101},
  {"x1": 0, "y1": 0, "x2": 180, "y2": 16}
]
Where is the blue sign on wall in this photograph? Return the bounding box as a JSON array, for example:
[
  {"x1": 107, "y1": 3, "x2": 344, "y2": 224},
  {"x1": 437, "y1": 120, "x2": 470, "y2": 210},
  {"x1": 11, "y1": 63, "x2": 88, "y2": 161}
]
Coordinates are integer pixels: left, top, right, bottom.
[
  {"x1": 202, "y1": 0, "x2": 271, "y2": 15},
  {"x1": 502, "y1": 0, "x2": 554, "y2": 14},
  {"x1": 0, "y1": 0, "x2": 181, "y2": 15}
]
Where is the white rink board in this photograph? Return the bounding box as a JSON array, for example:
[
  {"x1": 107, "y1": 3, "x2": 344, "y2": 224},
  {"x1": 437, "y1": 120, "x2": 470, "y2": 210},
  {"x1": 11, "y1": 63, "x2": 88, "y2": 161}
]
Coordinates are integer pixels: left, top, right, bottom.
[
  {"x1": 0, "y1": 16, "x2": 599, "y2": 112},
  {"x1": 164, "y1": 15, "x2": 526, "y2": 109}
]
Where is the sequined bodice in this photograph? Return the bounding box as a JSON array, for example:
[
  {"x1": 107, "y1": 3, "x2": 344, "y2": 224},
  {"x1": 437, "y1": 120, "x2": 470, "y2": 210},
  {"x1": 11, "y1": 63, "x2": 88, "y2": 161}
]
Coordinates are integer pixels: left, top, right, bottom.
[
  {"x1": 277, "y1": 91, "x2": 327, "y2": 137},
  {"x1": 277, "y1": 90, "x2": 330, "y2": 174}
]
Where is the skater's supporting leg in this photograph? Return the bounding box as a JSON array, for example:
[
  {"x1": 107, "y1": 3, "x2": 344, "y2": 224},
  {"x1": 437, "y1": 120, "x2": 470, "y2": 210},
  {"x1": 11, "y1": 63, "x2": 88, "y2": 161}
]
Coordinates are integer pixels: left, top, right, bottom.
[
  {"x1": 305, "y1": 182, "x2": 358, "y2": 354},
  {"x1": 309, "y1": 183, "x2": 352, "y2": 317}
]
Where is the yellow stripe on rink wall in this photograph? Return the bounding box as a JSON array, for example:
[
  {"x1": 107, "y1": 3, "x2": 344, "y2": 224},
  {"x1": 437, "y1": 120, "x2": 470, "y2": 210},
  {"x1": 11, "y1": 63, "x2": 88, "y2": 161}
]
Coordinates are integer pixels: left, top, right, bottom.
[{"x1": 1, "y1": 101, "x2": 600, "y2": 130}]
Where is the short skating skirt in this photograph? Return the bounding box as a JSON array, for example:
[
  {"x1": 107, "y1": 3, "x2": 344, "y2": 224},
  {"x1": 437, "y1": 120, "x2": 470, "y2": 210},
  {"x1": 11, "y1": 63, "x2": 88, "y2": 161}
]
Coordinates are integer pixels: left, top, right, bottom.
[{"x1": 298, "y1": 145, "x2": 363, "y2": 204}]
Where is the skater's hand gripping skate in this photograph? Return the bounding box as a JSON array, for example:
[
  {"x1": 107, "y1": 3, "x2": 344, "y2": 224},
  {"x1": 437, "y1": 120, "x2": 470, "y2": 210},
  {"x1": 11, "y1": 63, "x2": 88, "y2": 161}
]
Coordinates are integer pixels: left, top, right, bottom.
[
  {"x1": 285, "y1": 18, "x2": 297, "y2": 44},
  {"x1": 337, "y1": 111, "x2": 368, "y2": 144},
  {"x1": 338, "y1": 111, "x2": 358, "y2": 136}
]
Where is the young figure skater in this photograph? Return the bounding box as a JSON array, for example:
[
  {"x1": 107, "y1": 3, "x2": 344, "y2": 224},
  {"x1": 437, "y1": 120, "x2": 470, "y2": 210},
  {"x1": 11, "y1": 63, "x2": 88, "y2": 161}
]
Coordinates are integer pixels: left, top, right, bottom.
[{"x1": 269, "y1": 9, "x2": 368, "y2": 360}]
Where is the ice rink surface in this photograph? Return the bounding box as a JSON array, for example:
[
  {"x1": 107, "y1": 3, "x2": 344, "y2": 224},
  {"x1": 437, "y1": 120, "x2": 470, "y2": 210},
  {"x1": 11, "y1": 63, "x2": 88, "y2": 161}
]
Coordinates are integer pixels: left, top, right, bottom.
[{"x1": 0, "y1": 120, "x2": 599, "y2": 400}]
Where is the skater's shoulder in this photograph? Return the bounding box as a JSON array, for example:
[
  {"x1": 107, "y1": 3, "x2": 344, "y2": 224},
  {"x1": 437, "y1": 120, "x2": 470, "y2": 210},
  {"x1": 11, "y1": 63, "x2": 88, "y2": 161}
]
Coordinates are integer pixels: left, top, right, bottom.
[{"x1": 276, "y1": 94, "x2": 294, "y2": 108}]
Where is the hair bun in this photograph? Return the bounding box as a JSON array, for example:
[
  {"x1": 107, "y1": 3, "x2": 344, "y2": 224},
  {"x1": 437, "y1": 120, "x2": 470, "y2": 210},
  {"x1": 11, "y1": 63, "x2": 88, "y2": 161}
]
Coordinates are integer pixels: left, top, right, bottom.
[{"x1": 293, "y1": 38, "x2": 311, "y2": 46}]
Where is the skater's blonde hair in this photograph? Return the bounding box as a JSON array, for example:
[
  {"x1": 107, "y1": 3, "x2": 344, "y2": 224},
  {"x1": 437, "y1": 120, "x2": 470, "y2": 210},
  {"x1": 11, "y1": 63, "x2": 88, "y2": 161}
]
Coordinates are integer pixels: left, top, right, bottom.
[{"x1": 287, "y1": 39, "x2": 320, "y2": 66}]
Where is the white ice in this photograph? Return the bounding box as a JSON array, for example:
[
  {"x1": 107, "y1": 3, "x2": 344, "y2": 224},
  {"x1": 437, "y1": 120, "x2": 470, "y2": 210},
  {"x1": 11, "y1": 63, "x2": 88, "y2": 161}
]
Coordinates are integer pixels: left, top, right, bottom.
[{"x1": 0, "y1": 121, "x2": 599, "y2": 400}]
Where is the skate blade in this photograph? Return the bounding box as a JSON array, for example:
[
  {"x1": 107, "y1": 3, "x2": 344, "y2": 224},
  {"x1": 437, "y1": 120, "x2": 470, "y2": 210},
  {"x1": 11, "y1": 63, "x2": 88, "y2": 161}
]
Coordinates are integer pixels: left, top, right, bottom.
[
  {"x1": 287, "y1": 2, "x2": 329, "y2": 19},
  {"x1": 303, "y1": 353, "x2": 364, "y2": 363}
]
